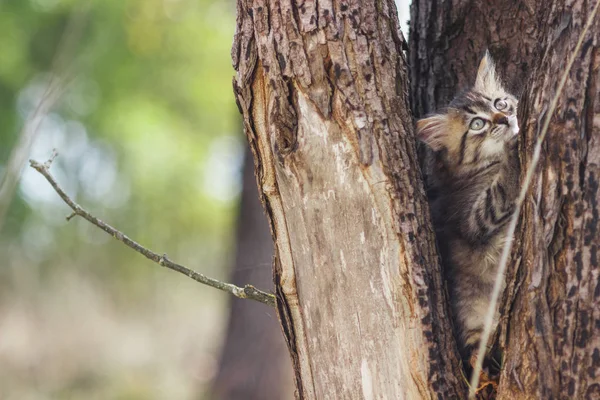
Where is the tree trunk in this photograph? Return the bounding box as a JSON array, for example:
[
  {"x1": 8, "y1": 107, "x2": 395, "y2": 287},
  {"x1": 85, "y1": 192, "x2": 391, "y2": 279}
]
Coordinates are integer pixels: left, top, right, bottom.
[
  {"x1": 212, "y1": 148, "x2": 293, "y2": 400},
  {"x1": 410, "y1": 0, "x2": 600, "y2": 398},
  {"x1": 232, "y1": 0, "x2": 466, "y2": 398},
  {"x1": 232, "y1": 0, "x2": 598, "y2": 397},
  {"x1": 500, "y1": 2, "x2": 600, "y2": 398}
]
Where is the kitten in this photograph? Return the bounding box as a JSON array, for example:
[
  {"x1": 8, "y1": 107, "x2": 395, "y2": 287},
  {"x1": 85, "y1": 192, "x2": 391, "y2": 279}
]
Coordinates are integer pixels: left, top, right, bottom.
[{"x1": 416, "y1": 52, "x2": 519, "y2": 362}]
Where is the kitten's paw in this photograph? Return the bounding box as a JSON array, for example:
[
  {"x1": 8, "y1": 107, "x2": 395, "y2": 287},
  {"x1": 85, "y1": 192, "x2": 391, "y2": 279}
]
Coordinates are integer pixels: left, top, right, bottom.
[{"x1": 468, "y1": 350, "x2": 499, "y2": 395}]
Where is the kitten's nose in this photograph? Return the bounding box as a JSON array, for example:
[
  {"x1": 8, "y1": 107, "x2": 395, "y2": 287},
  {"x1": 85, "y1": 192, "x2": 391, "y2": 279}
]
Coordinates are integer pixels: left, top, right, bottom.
[{"x1": 493, "y1": 114, "x2": 509, "y2": 125}]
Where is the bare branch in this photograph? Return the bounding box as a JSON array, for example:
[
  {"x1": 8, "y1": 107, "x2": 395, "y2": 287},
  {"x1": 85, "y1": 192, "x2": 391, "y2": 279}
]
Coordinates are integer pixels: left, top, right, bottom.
[
  {"x1": 468, "y1": 0, "x2": 600, "y2": 396},
  {"x1": 29, "y1": 154, "x2": 276, "y2": 308}
]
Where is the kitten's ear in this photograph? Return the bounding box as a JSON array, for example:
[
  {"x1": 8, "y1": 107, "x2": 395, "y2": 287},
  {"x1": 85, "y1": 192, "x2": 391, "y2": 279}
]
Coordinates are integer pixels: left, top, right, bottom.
[
  {"x1": 416, "y1": 115, "x2": 448, "y2": 151},
  {"x1": 474, "y1": 50, "x2": 503, "y2": 92}
]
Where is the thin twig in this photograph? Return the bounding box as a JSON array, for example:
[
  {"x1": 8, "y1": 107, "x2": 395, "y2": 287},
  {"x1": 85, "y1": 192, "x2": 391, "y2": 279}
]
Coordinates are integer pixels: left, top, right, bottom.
[
  {"x1": 29, "y1": 154, "x2": 276, "y2": 308},
  {"x1": 468, "y1": 1, "x2": 600, "y2": 397}
]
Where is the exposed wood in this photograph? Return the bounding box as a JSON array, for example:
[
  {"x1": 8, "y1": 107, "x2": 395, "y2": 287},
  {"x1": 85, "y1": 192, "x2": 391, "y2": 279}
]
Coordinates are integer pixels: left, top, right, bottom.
[{"x1": 232, "y1": 0, "x2": 466, "y2": 398}]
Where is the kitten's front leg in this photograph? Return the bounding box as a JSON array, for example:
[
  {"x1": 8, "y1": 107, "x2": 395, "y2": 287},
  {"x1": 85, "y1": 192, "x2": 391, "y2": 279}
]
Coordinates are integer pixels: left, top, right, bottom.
[
  {"x1": 452, "y1": 277, "x2": 496, "y2": 355},
  {"x1": 462, "y1": 177, "x2": 515, "y2": 244}
]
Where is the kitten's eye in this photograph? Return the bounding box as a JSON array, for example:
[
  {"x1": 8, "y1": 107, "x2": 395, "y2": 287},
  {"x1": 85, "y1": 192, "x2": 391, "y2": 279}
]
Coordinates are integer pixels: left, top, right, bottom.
[
  {"x1": 469, "y1": 118, "x2": 485, "y2": 130},
  {"x1": 495, "y1": 99, "x2": 508, "y2": 110}
]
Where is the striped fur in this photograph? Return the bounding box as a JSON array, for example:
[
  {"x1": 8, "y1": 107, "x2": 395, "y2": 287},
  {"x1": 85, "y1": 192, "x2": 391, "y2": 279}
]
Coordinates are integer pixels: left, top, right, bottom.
[{"x1": 416, "y1": 52, "x2": 520, "y2": 361}]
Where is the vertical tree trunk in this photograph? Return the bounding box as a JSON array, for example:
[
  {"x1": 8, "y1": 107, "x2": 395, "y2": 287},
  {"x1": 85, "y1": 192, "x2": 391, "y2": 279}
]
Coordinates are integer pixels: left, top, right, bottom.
[
  {"x1": 232, "y1": 0, "x2": 598, "y2": 397},
  {"x1": 499, "y1": 1, "x2": 600, "y2": 398},
  {"x1": 212, "y1": 148, "x2": 293, "y2": 400},
  {"x1": 232, "y1": 0, "x2": 466, "y2": 398},
  {"x1": 410, "y1": 0, "x2": 600, "y2": 398}
]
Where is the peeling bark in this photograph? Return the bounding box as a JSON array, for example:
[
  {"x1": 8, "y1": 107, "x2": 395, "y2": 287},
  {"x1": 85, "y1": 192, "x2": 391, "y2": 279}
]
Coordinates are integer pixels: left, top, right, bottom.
[{"x1": 232, "y1": 0, "x2": 466, "y2": 398}]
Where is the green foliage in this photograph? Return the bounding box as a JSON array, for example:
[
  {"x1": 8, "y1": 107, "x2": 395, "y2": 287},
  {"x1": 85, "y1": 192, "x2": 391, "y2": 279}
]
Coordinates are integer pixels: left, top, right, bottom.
[
  {"x1": 1, "y1": 0, "x2": 240, "y2": 271},
  {"x1": 0, "y1": 0, "x2": 241, "y2": 397}
]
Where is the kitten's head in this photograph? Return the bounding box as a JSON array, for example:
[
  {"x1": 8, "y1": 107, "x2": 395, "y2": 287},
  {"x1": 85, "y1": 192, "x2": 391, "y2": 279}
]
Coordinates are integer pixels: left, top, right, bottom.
[{"x1": 417, "y1": 52, "x2": 519, "y2": 172}]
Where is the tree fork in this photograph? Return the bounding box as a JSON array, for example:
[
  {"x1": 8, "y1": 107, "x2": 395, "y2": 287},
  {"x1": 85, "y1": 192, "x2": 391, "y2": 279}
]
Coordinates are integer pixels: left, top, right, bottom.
[{"x1": 232, "y1": 0, "x2": 466, "y2": 398}]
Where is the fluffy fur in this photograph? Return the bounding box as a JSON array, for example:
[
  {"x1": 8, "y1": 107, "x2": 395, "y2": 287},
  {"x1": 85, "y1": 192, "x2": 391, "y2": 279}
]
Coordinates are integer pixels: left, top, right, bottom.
[{"x1": 417, "y1": 52, "x2": 519, "y2": 360}]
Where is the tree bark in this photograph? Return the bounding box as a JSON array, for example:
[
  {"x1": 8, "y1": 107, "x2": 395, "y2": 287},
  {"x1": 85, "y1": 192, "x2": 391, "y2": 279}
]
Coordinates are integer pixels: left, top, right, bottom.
[
  {"x1": 212, "y1": 148, "x2": 293, "y2": 400},
  {"x1": 232, "y1": 0, "x2": 599, "y2": 398},
  {"x1": 500, "y1": 2, "x2": 600, "y2": 398},
  {"x1": 409, "y1": 0, "x2": 544, "y2": 117},
  {"x1": 410, "y1": 0, "x2": 600, "y2": 398},
  {"x1": 232, "y1": 0, "x2": 466, "y2": 398}
]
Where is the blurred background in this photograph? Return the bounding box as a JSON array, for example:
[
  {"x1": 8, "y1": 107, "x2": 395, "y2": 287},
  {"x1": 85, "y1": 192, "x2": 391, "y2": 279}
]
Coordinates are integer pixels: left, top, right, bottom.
[{"x1": 0, "y1": 0, "x2": 409, "y2": 399}]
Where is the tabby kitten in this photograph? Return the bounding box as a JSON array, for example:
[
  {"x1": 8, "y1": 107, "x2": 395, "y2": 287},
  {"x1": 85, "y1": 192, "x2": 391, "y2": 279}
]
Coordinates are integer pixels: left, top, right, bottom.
[{"x1": 416, "y1": 52, "x2": 519, "y2": 362}]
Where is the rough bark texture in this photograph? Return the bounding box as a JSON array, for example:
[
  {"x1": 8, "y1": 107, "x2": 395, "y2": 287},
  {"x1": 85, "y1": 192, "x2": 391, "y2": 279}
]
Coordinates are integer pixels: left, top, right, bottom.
[
  {"x1": 212, "y1": 148, "x2": 293, "y2": 400},
  {"x1": 499, "y1": 1, "x2": 600, "y2": 398},
  {"x1": 409, "y1": 0, "x2": 544, "y2": 117},
  {"x1": 232, "y1": 0, "x2": 466, "y2": 398},
  {"x1": 410, "y1": 0, "x2": 600, "y2": 398}
]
